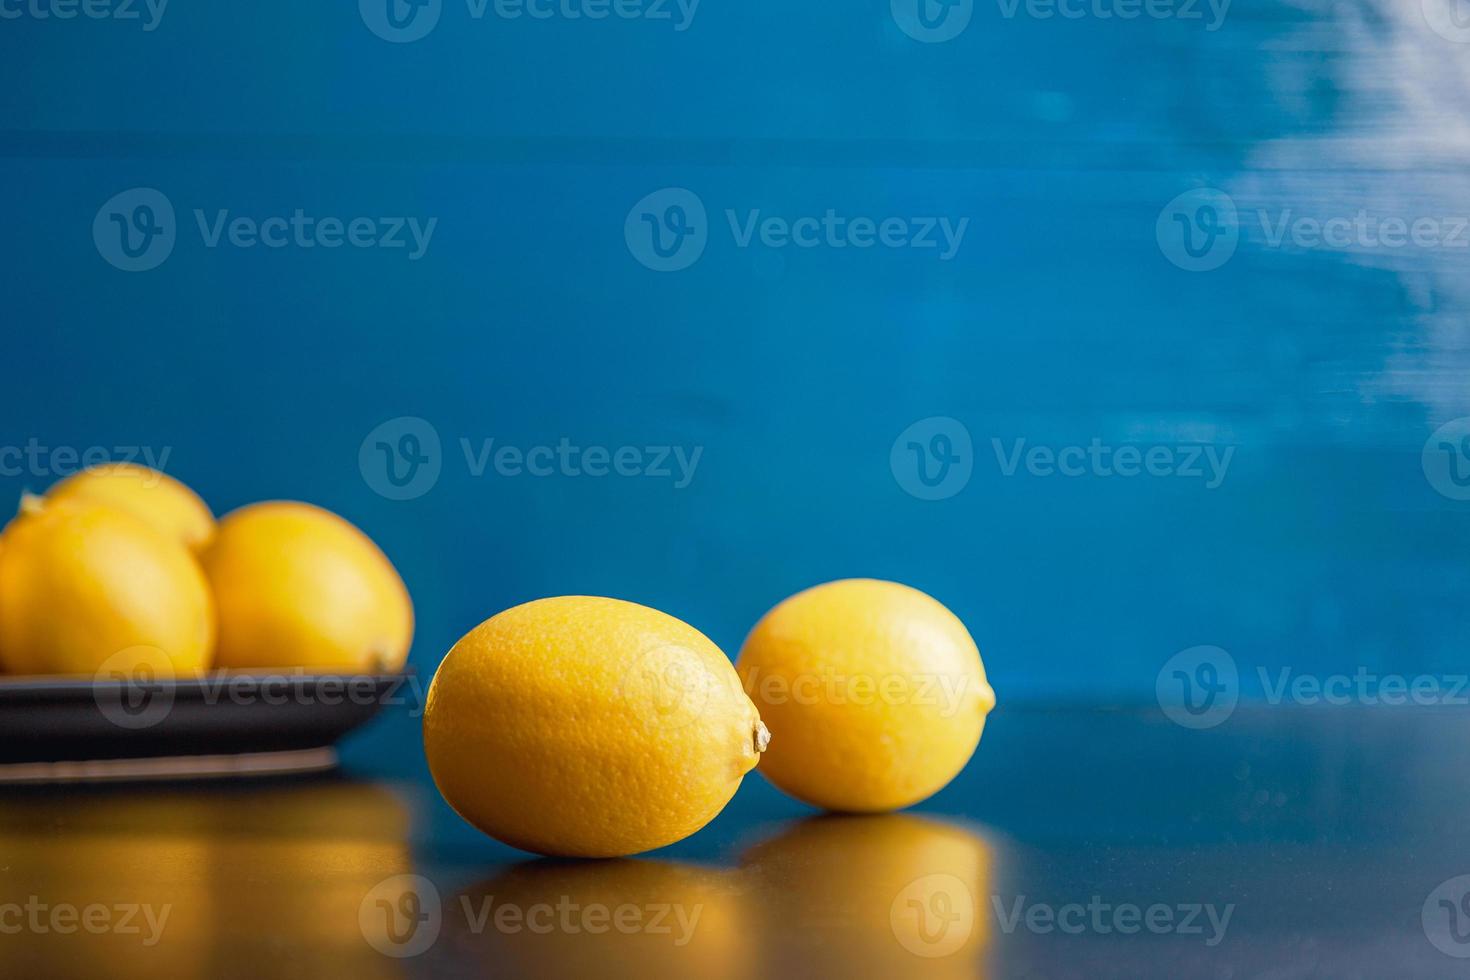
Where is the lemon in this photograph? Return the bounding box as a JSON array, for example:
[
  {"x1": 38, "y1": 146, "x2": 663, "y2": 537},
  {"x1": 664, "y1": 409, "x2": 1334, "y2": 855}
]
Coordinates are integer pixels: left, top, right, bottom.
[
  {"x1": 202, "y1": 501, "x2": 412, "y2": 672},
  {"x1": 736, "y1": 579, "x2": 995, "y2": 812},
  {"x1": 423, "y1": 596, "x2": 769, "y2": 858},
  {"x1": 47, "y1": 463, "x2": 214, "y2": 552},
  {"x1": 0, "y1": 495, "x2": 215, "y2": 675}
]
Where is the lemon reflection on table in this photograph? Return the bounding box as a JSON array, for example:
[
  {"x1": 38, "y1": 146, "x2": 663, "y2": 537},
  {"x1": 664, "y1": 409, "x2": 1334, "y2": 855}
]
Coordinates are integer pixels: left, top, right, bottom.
[
  {"x1": 430, "y1": 812, "x2": 996, "y2": 979},
  {"x1": 0, "y1": 778, "x2": 417, "y2": 980},
  {"x1": 741, "y1": 814, "x2": 996, "y2": 980},
  {"x1": 431, "y1": 858, "x2": 750, "y2": 978},
  {"x1": 2, "y1": 775, "x2": 998, "y2": 978}
]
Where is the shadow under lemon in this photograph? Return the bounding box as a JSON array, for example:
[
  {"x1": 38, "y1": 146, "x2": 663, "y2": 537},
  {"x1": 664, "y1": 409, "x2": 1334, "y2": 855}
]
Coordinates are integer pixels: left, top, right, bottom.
[
  {"x1": 738, "y1": 813, "x2": 997, "y2": 979},
  {"x1": 428, "y1": 858, "x2": 751, "y2": 979},
  {"x1": 0, "y1": 777, "x2": 417, "y2": 980}
]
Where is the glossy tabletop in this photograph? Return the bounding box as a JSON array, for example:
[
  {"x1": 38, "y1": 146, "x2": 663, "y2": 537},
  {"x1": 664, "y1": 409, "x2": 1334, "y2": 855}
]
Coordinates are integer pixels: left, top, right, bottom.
[{"x1": 5, "y1": 702, "x2": 1469, "y2": 979}]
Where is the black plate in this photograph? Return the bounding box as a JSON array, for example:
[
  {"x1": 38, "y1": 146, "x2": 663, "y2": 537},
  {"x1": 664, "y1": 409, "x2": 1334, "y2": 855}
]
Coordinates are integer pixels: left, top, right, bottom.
[{"x1": 0, "y1": 672, "x2": 413, "y2": 776}]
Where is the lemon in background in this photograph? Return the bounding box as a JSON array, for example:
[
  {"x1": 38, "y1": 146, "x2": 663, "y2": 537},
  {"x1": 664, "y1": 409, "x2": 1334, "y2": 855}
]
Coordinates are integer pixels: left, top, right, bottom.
[
  {"x1": 202, "y1": 501, "x2": 412, "y2": 672},
  {"x1": 0, "y1": 495, "x2": 215, "y2": 675},
  {"x1": 424, "y1": 596, "x2": 769, "y2": 858},
  {"x1": 736, "y1": 579, "x2": 995, "y2": 812},
  {"x1": 47, "y1": 463, "x2": 215, "y2": 553}
]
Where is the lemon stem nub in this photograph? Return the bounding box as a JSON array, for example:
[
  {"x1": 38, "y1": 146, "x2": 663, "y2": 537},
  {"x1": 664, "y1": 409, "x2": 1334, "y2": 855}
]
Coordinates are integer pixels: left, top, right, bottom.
[
  {"x1": 754, "y1": 720, "x2": 771, "y2": 754},
  {"x1": 18, "y1": 492, "x2": 44, "y2": 518}
]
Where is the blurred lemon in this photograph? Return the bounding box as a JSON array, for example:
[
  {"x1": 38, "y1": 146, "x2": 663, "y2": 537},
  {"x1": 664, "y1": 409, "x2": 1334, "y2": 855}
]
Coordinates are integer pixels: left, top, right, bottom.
[
  {"x1": 202, "y1": 501, "x2": 412, "y2": 672},
  {"x1": 736, "y1": 579, "x2": 995, "y2": 812},
  {"x1": 47, "y1": 463, "x2": 214, "y2": 552},
  {"x1": 424, "y1": 596, "x2": 768, "y2": 857},
  {"x1": 741, "y1": 814, "x2": 994, "y2": 978},
  {"x1": 0, "y1": 495, "x2": 214, "y2": 675},
  {"x1": 436, "y1": 860, "x2": 750, "y2": 979}
]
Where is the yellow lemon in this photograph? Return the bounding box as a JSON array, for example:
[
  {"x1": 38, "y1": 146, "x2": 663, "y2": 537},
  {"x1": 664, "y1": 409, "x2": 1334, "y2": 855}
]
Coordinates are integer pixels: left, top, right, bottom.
[
  {"x1": 47, "y1": 462, "x2": 215, "y2": 552},
  {"x1": 736, "y1": 579, "x2": 995, "y2": 812},
  {"x1": 423, "y1": 596, "x2": 769, "y2": 858},
  {"x1": 202, "y1": 501, "x2": 412, "y2": 672},
  {"x1": 0, "y1": 495, "x2": 215, "y2": 675}
]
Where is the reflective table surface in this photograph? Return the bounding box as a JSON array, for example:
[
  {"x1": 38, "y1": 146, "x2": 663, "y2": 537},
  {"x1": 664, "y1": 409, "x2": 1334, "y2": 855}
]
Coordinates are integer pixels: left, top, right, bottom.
[{"x1": 6, "y1": 703, "x2": 1470, "y2": 979}]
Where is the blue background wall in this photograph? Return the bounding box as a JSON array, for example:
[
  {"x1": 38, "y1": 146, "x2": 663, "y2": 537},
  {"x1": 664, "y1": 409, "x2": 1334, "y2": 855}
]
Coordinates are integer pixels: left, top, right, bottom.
[{"x1": 3, "y1": 0, "x2": 1468, "y2": 736}]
